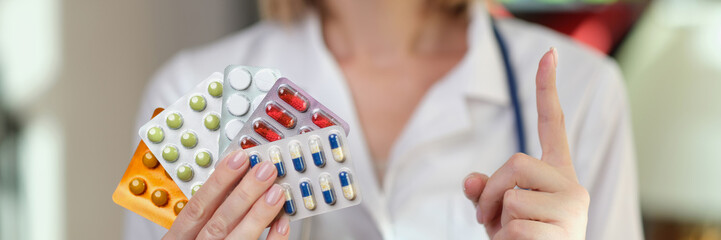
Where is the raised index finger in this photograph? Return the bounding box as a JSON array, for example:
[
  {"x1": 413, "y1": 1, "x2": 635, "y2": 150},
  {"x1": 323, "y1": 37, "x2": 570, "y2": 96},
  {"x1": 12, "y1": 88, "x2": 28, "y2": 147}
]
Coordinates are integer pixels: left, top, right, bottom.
[{"x1": 535, "y1": 48, "x2": 571, "y2": 167}]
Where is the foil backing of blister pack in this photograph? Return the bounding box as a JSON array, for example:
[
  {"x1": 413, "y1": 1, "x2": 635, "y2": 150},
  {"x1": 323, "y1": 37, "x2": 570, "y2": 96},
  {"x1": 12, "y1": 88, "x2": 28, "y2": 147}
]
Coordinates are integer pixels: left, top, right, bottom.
[
  {"x1": 138, "y1": 73, "x2": 224, "y2": 198},
  {"x1": 222, "y1": 77, "x2": 350, "y2": 158},
  {"x1": 218, "y1": 65, "x2": 282, "y2": 154},
  {"x1": 243, "y1": 126, "x2": 361, "y2": 221}
]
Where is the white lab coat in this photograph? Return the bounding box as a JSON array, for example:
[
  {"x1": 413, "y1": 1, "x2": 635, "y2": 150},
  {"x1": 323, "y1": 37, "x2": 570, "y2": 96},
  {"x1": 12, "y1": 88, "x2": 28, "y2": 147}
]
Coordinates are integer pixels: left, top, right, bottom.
[{"x1": 126, "y1": 4, "x2": 643, "y2": 240}]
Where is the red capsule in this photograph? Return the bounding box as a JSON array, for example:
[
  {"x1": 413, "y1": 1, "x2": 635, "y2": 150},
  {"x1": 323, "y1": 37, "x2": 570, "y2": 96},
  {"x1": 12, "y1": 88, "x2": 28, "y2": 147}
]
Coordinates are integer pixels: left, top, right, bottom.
[
  {"x1": 278, "y1": 85, "x2": 309, "y2": 112},
  {"x1": 312, "y1": 110, "x2": 337, "y2": 128},
  {"x1": 253, "y1": 119, "x2": 283, "y2": 142},
  {"x1": 240, "y1": 136, "x2": 259, "y2": 149},
  {"x1": 298, "y1": 126, "x2": 312, "y2": 134},
  {"x1": 265, "y1": 102, "x2": 296, "y2": 129}
]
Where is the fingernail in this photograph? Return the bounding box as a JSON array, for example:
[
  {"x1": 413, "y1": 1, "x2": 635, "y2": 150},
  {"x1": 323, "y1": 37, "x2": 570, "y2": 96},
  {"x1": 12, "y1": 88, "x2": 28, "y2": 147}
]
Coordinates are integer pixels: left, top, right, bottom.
[
  {"x1": 227, "y1": 150, "x2": 247, "y2": 170},
  {"x1": 265, "y1": 184, "x2": 283, "y2": 204},
  {"x1": 276, "y1": 214, "x2": 290, "y2": 235},
  {"x1": 462, "y1": 174, "x2": 474, "y2": 192},
  {"x1": 255, "y1": 162, "x2": 275, "y2": 181},
  {"x1": 550, "y1": 47, "x2": 558, "y2": 68},
  {"x1": 476, "y1": 205, "x2": 484, "y2": 224}
]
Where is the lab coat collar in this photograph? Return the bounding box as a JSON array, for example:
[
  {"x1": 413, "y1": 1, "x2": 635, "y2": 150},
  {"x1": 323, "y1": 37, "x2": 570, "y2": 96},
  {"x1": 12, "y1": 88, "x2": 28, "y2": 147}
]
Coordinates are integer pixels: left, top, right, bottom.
[{"x1": 464, "y1": 3, "x2": 510, "y2": 105}]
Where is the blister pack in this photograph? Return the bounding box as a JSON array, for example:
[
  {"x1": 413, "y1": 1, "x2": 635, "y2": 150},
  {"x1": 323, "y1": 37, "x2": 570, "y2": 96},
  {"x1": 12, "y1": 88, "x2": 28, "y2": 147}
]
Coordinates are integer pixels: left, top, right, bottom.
[
  {"x1": 113, "y1": 108, "x2": 188, "y2": 229},
  {"x1": 222, "y1": 77, "x2": 350, "y2": 158},
  {"x1": 243, "y1": 126, "x2": 361, "y2": 221},
  {"x1": 218, "y1": 65, "x2": 281, "y2": 154},
  {"x1": 138, "y1": 73, "x2": 224, "y2": 198}
]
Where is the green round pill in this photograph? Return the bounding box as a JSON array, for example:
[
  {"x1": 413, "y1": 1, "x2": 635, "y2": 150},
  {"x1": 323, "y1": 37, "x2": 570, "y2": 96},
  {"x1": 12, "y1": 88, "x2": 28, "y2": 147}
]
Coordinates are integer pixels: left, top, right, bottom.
[
  {"x1": 180, "y1": 132, "x2": 198, "y2": 148},
  {"x1": 189, "y1": 95, "x2": 206, "y2": 112},
  {"x1": 195, "y1": 151, "x2": 212, "y2": 167},
  {"x1": 204, "y1": 114, "x2": 220, "y2": 131},
  {"x1": 191, "y1": 184, "x2": 202, "y2": 196},
  {"x1": 162, "y1": 146, "x2": 179, "y2": 162},
  {"x1": 176, "y1": 165, "x2": 194, "y2": 181},
  {"x1": 165, "y1": 113, "x2": 183, "y2": 129},
  {"x1": 147, "y1": 127, "x2": 164, "y2": 143},
  {"x1": 208, "y1": 81, "x2": 223, "y2": 98}
]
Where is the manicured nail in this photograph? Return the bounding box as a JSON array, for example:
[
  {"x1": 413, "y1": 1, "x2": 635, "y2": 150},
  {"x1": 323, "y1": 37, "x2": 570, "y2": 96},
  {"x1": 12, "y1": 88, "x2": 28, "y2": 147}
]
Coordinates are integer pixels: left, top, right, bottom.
[
  {"x1": 265, "y1": 184, "x2": 283, "y2": 204},
  {"x1": 227, "y1": 150, "x2": 247, "y2": 170},
  {"x1": 256, "y1": 162, "x2": 275, "y2": 181},
  {"x1": 550, "y1": 47, "x2": 558, "y2": 68},
  {"x1": 276, "y1": 214, "x2": 290, "y2": 235}
]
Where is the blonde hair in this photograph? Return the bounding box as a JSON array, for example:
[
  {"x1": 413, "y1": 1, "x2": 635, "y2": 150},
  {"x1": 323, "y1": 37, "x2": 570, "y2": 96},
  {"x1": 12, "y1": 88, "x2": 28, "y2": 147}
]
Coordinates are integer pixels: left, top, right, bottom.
[{"x1": 259, "y1": 0, "x2": 473, "y2": 23}]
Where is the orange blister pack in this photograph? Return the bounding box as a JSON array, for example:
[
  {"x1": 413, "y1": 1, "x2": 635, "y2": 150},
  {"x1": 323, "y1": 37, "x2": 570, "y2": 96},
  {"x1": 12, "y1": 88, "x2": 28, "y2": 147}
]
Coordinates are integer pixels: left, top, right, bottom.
[{"x1": 113, "y1": 108, "x2": 187, "y2": 229}]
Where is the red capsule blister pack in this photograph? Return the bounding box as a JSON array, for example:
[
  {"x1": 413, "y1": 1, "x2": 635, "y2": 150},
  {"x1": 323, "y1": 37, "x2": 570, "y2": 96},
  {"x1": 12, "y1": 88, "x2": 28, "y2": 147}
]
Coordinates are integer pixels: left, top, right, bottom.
[{"x1": 222, "y1": 77, "x2": 350, "y2": 157}]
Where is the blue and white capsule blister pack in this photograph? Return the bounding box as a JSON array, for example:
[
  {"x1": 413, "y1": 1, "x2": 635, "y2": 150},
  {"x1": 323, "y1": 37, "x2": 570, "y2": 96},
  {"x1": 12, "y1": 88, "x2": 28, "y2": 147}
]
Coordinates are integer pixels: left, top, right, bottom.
[
  {"x1": 243, "y1": 126, "x2": 361, "y2": 221},
  {"x1": 138, "y1": 72, "x2": 224, "y2": 198},
  {"x1": 218, "y1": 65, "x2": 281, "y2": 154}
]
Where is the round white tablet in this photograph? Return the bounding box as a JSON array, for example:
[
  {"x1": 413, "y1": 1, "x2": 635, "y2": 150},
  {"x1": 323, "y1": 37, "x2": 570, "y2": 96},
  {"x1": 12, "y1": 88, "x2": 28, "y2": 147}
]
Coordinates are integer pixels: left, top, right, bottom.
[
  {"x1": 253, "y1": 69, "x2": 277, "y2": 91},
  {"x1": 224, "y1": 119, "x2": 244, "y2": 141},
  {"x1": 226, "y1": 93, "x2": 250, "y2": 116},
  {"x1": 228, "y1": 68, "x2": 251, "y2": 90}
]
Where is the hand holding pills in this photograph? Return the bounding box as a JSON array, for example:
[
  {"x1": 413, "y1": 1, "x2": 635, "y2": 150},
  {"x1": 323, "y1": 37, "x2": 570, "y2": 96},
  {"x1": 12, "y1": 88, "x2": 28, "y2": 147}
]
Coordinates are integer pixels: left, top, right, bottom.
[
  {"x1": 463, "y1": 48, "x2": 590, "y2": 240},
  {"x1": 164, "y1": 150, "x2": 290, "y2": 240}
]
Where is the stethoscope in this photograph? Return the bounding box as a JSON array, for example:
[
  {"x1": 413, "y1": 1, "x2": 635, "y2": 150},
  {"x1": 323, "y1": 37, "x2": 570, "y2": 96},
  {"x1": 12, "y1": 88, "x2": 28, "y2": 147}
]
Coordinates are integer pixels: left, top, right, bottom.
[
  {"x1": 492, "y1": 19, "x2": 527, "y2": 154},
  {"x1": 298, "y1": 20, "x2": 526, "y2": 240}
]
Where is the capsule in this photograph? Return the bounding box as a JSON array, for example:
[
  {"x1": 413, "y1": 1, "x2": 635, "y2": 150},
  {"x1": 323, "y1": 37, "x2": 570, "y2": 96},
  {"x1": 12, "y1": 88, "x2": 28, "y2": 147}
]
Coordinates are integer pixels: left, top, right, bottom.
[
  {"x1": 299, "y1": 181, "x2": 316, "y2": 210},
  {"x1": 309, "y1": 137, "x2": 325, "y2": 167},
  {"x1": 339, "y1": 170, "x2": 356, "y2": 200},
  {"x1": 239, "y1": 136, "x2": 259, "y2": 149},
  {"x1": 265, "y1": 102, "x2": 296, "y2": 129},
  {"x1": 253, "y1": 119, "x2": 283, "y2": 142},
  {"x1": 311, "y1": 110, "x2": 337, "y2": 128},
  {"x1": 319, "y1": 174, "x2": 336, "y2": 205},
  {"x1": 269, "y1": 147, "x2": 286, "y2": 177},
  {"x1": 282, "y1": 184, "x2": 296, "y2": 215},
  {"x1": 277, "y1": 85, "x2": 308, "y2": 112},
  {"x1": 298, "y1": 126, "x2": 312, "y2": 134},
  {"x1": 289, "y1": 142, "x2": 306, "y2": 172},
  {"x1": 328, "y1": 133, "x2": 345, "y2": 162},
  {"x1": 249, "y1": 153, "x2": 261, "y2": 168}
]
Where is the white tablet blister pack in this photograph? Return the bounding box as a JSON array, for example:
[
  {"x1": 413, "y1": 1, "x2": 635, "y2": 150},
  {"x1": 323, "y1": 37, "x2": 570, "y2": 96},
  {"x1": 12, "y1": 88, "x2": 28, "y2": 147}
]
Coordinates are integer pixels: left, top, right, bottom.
[
  {"x1": 243, "y1": 126, "x2": 361, "y2": 221},
  {"x1": 218, "y1": 65, "x2": 282, "y2": 154},
  {"x1": 138, "y1": 72, "x2": 224, "y2": 198}
]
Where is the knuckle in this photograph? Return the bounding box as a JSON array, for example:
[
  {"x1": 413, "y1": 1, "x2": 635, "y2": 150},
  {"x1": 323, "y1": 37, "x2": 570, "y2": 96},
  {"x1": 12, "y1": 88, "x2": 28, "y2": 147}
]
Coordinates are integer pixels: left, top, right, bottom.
[
  {"x1": 508, "y1": 155, "x2": 529, "y2": 175},
  {"x1": 502, "y1": 190, "x2": 519, "y2": 213},
  {"x1": 203, "y1": 218, "x2": 228, "y2": 239},
  {"x1": 232, "y1": 185, "x2": 256, "y2": 204},
  {"x1": 183, "y1": 200, "x2": 208, "y2": 222},
  {"x1": 505, "y1": 220, "x2": 526, "y2": 239}
]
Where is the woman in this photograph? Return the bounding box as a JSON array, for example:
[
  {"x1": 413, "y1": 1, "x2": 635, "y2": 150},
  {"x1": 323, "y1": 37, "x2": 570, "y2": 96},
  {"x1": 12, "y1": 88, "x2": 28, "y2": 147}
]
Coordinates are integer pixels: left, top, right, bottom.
[{"x1": 128, "y1": 0, "x2": 642, "y2": 239}]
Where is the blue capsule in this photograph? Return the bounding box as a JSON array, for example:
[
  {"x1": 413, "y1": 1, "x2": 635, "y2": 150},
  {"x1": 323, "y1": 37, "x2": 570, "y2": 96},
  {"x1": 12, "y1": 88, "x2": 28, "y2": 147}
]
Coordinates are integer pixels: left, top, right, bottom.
[
  {"x1": 319, "y1": 174, "x2": 336, "y2": 205},
  {"x1": 299, "y1": 180, "x2": 316, "y2": 210},
  {"x1": 281, "y1": 184, "x2": 296, "y2": 215},
  {"x1": 269, "y1": 147, "x2": 286, "y2": 177},
  {"x1": 309, "y1": 137, "x2": 325, "y2": 167},
  {"x1": 289, "y1": 142, "x2": 306, "y2": 172},
  {"x1": 339, "y1": 170, "x2": 356, "y2": 200},
  {"x1": 249, "y1": 153, "x2": 261, "y2": 168},
  {"x1": 328, "y1": 133, "x2": 345, "y2": 162}
]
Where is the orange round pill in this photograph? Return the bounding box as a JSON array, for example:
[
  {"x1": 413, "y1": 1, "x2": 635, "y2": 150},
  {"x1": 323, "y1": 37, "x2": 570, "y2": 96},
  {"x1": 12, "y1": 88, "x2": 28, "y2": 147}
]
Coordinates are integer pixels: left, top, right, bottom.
[
  {"x1": 174, "y1": 200, "x2": 187, "y2": 215},
  {"x1": 151, "y1": 189, "x2": 169, "y2": 207},
  {"x1": 142, "y1": 151, "x2": 159, "y2": 169},
  {"x1": 128, "y1": 178, "x2": 146, "y2": 195}
]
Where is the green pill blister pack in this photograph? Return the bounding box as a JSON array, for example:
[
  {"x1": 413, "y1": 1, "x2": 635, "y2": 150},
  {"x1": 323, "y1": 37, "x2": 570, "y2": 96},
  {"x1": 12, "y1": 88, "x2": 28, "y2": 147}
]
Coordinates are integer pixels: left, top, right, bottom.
[{"x1": 138, "y1": 72, "x2": 224, "y2": 198}]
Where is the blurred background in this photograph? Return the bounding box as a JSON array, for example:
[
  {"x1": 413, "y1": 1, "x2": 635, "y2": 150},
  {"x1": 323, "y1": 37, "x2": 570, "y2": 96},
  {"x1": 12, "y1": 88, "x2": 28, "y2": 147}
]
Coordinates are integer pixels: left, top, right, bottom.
[{"x1": 0, "y1": 0, "x2": 719, "y2": 239}]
